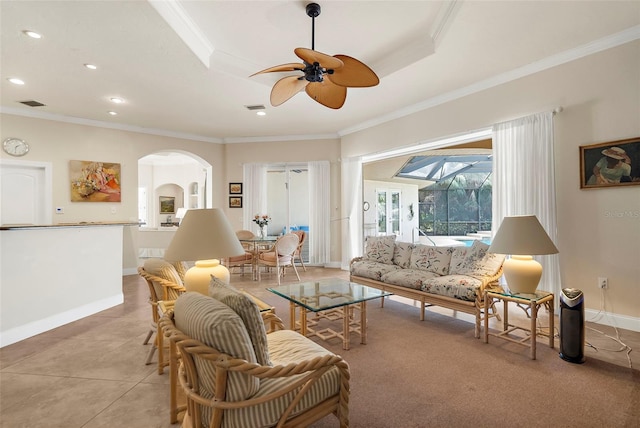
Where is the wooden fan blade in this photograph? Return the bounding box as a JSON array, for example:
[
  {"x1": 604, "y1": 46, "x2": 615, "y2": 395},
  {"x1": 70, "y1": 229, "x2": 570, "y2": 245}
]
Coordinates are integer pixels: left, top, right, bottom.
[
  {"x1": 294, "y1": 47, "x2": 343, "y2": 69},
  {"x1": 270, "y1": 76, "x2": 309, "y2": 106},
  {"x1": 250, "y1": 63, "x2": 305, "y2": 77},
  {"x1": 330, "y1": 55, "x2": 379, "y2": 87},
  {"x1": 305, "y1": 78, "x2": 347, "y2": 109}
]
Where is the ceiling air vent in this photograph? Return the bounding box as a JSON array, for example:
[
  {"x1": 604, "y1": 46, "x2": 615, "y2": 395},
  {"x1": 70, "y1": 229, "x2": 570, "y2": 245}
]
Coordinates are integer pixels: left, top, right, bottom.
[
  {"x1": 20, "y1": 100, "x2": 46, "y2": 107},
  {"x1": 245, "y1": 104, "x2": 265, "y2": 111}
]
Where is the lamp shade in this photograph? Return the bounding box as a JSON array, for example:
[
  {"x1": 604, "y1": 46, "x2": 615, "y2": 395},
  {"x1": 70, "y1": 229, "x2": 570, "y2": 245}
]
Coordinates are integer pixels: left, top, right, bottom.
[
  {"x1": 488, "y1": 215, "x2": 558, "y2": 256},
  {"x1": 164, "y1": 209, "x2": 245, "y2": 293},
  {"x1": 489, "y1": 215, "x2": 558, "y2": 294}
]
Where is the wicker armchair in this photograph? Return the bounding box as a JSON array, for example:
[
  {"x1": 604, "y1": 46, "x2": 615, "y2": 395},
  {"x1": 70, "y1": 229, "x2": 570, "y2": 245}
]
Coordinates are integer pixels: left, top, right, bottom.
[
  {"x1": 160, "y1": 292, "x2": 350, "y2": 428},
  {"x1": 138, "y1": 259, "x2": 187, "y2": 373}
]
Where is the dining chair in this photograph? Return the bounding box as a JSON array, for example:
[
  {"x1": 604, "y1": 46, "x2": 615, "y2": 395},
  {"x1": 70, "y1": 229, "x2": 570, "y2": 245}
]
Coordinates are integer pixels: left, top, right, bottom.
[
  {"x1": 225, "y1": 230, "x2": 256, "y2": 276},
  {"x1": 256, "y1": 233, "x2": 301, "y2": 284},
  {"x1": 292, "y1": 230, "x2": 307, "y2": 271}
]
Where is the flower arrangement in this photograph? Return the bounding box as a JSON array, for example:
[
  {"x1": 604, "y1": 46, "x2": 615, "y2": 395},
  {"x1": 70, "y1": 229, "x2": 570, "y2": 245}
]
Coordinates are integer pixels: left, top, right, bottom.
[{"x1": 253, "y1": 214, "x2": 270, "y2": 227}]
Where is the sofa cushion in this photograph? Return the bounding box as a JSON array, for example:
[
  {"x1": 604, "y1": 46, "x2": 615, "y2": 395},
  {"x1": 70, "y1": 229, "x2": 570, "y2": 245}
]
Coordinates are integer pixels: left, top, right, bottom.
[
  {"x1": 172, "y1": 261, "x2": 189, "y2": 283},
  {"x1": 174, "y1": 292, "x2": 259, "y2": 402},
  {"x1": 209, "y1": 278, "x2": 271, "y2": 366},
  {"x1": 450, "y1": 240, "x2": 505, "y2": 279},
  {"x1": 421, "y1": 275, "x2": 484, "y2": 301},
  {"x1": 381, "y1": 269, "x2": 440, "y2": 290},
  {"x1": 410, "y1": 245, "x2": 455, "y2": 275},
  {"x1": 392, "y1": 242, "x2": 414, "y2": 268},
  {"x1": 364, "y1": 235, "x2": 397, "y2": 265},
  {"x1": 448, "y1": 246, "x2": 471, "y2": 275},
  {"x1": 220, "y1": 329, "x2": 341, "y2": 428},
  {"x1": 351, "y1": 259, "x2": 403, "y2": 281}
]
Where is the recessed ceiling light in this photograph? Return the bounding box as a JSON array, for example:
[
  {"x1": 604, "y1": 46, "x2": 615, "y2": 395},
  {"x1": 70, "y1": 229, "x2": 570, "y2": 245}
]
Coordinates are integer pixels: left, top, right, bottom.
[
  {"x1": 84, "y1": 64, "x2": 97, "y2": 70},
  {"x1": 110, "y1": 97, "x2": 124, "y2": 104},
  {"x1": 8, "y1": 78, "x2": 25, "y2": 85},
  {"x1": 256, "y1": 111, "x2": 266, "y2": 116},
  {"x1": 23, "y1": 30, "x2": 42, "y2": 39},
  {"x1": 108, "y1": 111, "x2": 118, "y2": 116}
]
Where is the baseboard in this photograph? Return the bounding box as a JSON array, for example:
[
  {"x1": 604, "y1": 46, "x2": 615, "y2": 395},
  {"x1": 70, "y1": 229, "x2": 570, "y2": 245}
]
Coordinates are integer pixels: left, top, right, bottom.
[
  {"x1": 123, "y1": 267, "x2": 138, "y2": 276},
  {"x1": 585, "y1": 309, "x2": 640, "y2": 333},
  {"x1": 0, "y1": 294, "x2": 124, "y2": 348},
  {"x1": 323, "y1": 261, "x2": 343, "y2": 269}
]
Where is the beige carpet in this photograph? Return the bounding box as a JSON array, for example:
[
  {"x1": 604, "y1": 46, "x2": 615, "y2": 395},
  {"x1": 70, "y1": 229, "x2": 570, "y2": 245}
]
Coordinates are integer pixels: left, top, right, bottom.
[
  {"x1": 300, "y1": 298, "x2": 639, "y2": 428},
  {"x1": 242, "y1": 273, "x2": 639, "y2": 428}
]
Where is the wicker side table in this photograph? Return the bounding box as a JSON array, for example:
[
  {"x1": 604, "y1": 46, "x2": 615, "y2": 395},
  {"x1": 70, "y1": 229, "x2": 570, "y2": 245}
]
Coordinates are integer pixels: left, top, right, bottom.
[{"x1": 483, "y1": 289, "x2": 554, "y2": 360}]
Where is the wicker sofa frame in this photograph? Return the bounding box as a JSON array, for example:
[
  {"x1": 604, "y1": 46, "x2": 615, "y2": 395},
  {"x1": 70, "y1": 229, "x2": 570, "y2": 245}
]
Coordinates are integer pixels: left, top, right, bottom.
[{"x1": 349, "y1": 256, "x2": 502, "y2": 339}]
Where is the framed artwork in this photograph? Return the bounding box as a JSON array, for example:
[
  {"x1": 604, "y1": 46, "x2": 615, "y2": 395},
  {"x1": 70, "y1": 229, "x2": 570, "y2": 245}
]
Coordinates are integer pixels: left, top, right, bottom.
[
  {"x1": 70, "y1": 160, "x2": 121, "y2": 202},
  {"x1": 580, "y1": 137, "x2": 640, "y2": 189},
  {"x1": 229, "y1": 182, "x2": 243, "y2": 194},
  {"x1": 159, "y1": 196, "x2": 176, "y2": 213},
  {"x1": 229, "y1": 196, "x2": 243, "y2": 208}
]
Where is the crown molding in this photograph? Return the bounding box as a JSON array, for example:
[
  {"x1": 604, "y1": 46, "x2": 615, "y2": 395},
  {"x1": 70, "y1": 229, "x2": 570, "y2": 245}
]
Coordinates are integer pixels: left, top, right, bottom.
[
  {"x1": 340, "y1": 25, "x2": 640, "y2": 137},
  {"x1": 223, "y1": 133, "x2": 339, "y2": 144},
  {"x1": 0, "y1": 107, "x2": 222, "y2": 144}
]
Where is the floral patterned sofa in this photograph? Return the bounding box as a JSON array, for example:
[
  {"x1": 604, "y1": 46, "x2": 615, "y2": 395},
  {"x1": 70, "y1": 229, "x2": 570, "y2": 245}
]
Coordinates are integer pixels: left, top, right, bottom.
[{"x1": 350, "y1": 236, "x2": 505, "y2": 338}]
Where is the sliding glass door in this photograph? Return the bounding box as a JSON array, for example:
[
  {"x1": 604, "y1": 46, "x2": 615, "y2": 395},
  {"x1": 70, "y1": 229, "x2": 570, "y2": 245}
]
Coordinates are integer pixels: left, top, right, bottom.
[{"x1": 266, "y1": 164, "x2": 309, "y2": 262}]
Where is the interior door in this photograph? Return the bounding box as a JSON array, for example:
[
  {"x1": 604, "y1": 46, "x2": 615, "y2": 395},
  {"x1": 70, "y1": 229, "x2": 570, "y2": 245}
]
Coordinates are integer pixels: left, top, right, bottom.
[{"x1": 0, "y1": 161, "x2": 51, "y2": 225}]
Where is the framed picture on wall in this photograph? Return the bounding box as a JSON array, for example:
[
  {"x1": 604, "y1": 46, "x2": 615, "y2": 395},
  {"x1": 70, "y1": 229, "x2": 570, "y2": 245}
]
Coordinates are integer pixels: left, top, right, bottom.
[
  {"x1": 159, "y1": 196, "x2": 176, "y2": 213},
  {"x1": 580, "y1": 137, "x2": 640, "y2": 189},
  {"x1": 69, "y1": 160, "x2": 121, "y2": 202},
  {"x1": 229, "y1": 196, "x2": 243, "y2": 208},
  {"x1": 229, "y1": 182, "x2": 243, "y2": 194}
]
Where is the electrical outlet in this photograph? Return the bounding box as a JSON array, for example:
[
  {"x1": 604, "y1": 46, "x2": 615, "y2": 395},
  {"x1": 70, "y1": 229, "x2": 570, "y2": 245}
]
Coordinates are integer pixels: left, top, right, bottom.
[{"x1": 598, "y1": 277, "x2": 608, "y2": 289}]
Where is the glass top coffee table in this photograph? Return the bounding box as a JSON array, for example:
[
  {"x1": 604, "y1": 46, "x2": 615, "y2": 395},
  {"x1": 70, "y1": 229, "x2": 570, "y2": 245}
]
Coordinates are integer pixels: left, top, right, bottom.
[{"x1": 267, "y1": 278, "x2": 391, "y2": 350}]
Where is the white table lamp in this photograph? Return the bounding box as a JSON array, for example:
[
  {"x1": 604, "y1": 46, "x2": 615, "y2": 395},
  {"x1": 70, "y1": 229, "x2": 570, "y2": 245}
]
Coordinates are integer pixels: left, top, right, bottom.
[
  {"x1": 488, "y1": 215, "x2": 559, "y2": 294},
  {"x1": 164, "y1": 208, "x2": 245, "y2": 294}
]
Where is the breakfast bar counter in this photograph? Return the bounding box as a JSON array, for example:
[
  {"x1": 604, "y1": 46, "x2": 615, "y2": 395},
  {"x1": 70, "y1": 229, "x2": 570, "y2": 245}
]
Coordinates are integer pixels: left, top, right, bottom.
[{"x1": 0, "y1": 222, "x2": 138, "y2": 347}]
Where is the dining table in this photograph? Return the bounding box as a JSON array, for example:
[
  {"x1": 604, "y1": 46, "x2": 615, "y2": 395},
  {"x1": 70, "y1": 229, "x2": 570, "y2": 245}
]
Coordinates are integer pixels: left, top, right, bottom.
[{"x1": 239, "y1": 236, "x2": 279, "y2": 280}]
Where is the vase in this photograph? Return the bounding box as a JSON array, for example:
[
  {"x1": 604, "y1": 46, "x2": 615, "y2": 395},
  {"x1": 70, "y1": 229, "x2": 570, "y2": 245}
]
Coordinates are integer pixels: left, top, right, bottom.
[{"x1": 259, "y1": 225, "x2": 267, "y2": 239}]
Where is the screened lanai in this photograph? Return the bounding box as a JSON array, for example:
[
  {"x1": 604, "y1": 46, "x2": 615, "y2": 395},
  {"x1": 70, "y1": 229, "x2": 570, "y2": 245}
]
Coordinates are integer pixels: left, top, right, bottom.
[{"x1": 395, "y1": 150, "x2": 493, "y2": 237}]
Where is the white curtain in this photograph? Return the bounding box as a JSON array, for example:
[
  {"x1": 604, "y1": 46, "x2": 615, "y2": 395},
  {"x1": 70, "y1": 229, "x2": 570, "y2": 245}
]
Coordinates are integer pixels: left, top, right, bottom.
[
  {"x1": 492, "y1": 111, "x2": 561, "y2": 295},
  {"x1": 341, "y1": 156, "x2": 363, "y2": 270},
  {"x1": 308, "y1": 161, "x2": 330, "y2": 265},
  {"x1": 242, "y1": 163, "x2": 267, "y2": 228}
]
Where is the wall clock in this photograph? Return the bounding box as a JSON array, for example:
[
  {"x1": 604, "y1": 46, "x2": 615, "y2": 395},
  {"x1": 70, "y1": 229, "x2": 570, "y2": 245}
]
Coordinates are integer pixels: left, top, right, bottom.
[{"x1": 3, "y1": 138, "x2": 30, "y2": 157}]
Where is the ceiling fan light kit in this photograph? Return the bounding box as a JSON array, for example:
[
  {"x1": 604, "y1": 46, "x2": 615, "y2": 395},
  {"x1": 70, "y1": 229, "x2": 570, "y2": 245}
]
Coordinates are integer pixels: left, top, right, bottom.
[{"x1": 251, "y1": 2, "x2": 379, "y2": 109}]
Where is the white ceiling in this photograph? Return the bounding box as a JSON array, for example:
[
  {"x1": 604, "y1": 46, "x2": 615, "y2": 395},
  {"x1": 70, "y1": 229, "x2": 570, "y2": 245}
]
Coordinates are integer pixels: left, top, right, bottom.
[{"x1": 1, "y1": 1, "x2": 639, "y2": 144}]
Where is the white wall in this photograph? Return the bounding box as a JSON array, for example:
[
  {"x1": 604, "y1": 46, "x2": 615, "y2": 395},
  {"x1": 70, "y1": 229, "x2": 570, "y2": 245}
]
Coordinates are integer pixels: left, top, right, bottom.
[{"x1": 342, "y1": 41, "x2": 640, "y2": 326}]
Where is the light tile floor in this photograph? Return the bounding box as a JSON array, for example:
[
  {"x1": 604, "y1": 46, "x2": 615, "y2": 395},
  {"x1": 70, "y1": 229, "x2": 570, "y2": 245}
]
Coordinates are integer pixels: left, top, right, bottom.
[{"x1": 1, "y1": 267, "x2": 637, "y2": 427}]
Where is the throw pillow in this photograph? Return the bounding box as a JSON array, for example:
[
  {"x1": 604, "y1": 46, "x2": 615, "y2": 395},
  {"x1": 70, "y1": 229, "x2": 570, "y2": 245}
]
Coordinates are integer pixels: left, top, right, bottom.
[
  {"x1": 144, "y1": 258, "x2": 183, "y2": 286},
  {"x1": 409, "y1": 245, "x2": 455, "y2": 275},
  {"x1": 364, "y1": 235, "x2": 397, "y2": 265},
  {"x1": 448, "y1": 247, "x2": 471, "y2": 275},
  {"x1": 174, "y1": 292, "x2": 259, "y2": 402},
  {"x1": 453, "y1": 240, "x2": 505, "y2": 278},
  {"x1": 393, "y1": 242, "x2": 414, "y2": 268},
  {"x1": 208, "y1": 277, "x2": 271, "y2": 366}
]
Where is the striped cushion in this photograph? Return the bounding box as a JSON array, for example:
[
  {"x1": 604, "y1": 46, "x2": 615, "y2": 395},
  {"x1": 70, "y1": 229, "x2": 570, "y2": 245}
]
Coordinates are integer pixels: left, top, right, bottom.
[
  {"x1": 144, "y1": 258, "x2": 183, "y2": 286},
  {"x1": 221, "y1": 329, "x2": 342, "y2": 428},
  {"x1": 174, "y1": 292, "x2": 259, "y2": 407},
  {"x1": 208, "y1": 278, "x2": 271, "y2": 366},
  {"x1": 171, "y1": 261, "x2": 189, "y2": 283}
]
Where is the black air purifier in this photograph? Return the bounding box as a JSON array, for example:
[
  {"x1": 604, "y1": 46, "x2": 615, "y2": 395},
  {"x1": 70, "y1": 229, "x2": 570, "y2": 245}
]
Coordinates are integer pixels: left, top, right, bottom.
[{"x1": 559, "y1": 288, "x2": 585, "y2": 364}]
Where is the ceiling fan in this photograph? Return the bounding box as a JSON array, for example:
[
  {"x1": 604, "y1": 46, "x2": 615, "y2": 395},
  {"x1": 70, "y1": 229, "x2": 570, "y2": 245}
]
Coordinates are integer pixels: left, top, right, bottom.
[{"x1": 251, "y1": 2, "x2": 379, "y2": 109}]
